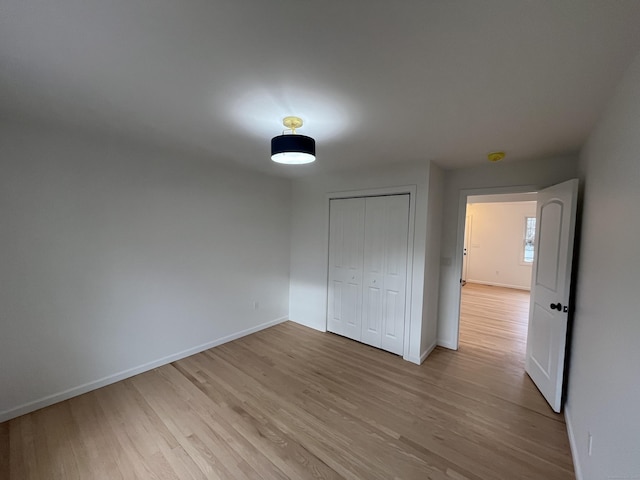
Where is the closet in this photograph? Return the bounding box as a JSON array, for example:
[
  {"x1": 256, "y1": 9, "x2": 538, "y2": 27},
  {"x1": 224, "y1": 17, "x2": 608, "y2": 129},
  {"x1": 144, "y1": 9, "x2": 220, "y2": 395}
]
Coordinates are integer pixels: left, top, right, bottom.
[{"x1": 327, "y1": 194, "x2": 410, "y2": 355}]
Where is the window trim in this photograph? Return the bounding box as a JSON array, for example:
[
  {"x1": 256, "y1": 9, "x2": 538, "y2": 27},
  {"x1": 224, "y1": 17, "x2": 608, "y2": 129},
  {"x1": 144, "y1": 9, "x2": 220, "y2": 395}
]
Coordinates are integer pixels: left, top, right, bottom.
[{"x1": 521, "y1": 215, "x2": 536, "y2": 266}]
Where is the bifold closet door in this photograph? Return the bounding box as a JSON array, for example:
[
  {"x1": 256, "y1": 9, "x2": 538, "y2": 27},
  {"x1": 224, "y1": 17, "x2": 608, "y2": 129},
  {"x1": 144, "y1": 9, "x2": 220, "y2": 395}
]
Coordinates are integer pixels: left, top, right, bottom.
[
  {"x1": 361, "y1": 195, "x2": 409, "y2": 355},
  {"x1": 327, "y1": 195, "x2": 409, "y2": 355},
  {"x1": 327, "y1": 197, "x2": 365, "y2": 341}
]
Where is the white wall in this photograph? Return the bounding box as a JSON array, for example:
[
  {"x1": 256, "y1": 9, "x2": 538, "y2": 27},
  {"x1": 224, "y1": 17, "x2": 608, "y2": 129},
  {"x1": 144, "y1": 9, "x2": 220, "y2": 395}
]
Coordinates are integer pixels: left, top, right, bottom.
[
  {"x1": 437, "y1": 155, "x2": 579, "y2": 349},
  {"x1": 0, "y1": 120, "x2": 292, "y2": 422},
  {"x1": 565, "y1": 51, "x2": 640, "y2": 480},
  {"x1": 421, "y1": 162, "x2": 443, "y2": 357},
  {"x1": 289, "y1": 161, "x2": 439, "y2": 364},
  {"x1": 465, "y1": 201, "x2": 536, "y2": 290}
]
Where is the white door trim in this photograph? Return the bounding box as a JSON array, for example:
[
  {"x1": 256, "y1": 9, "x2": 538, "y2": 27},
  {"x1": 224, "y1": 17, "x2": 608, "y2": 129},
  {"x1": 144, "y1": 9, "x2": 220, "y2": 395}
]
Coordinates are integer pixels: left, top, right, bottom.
[{"x1": 326, "y1": 185, "x2": 417, "y2": 361}]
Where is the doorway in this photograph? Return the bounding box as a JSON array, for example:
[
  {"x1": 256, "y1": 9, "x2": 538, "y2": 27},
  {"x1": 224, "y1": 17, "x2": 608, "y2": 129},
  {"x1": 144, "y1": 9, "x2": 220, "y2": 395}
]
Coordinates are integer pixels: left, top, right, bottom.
[
  {"x1": 451, "y1": 181, "x2": 579, "y2": 413},
  {"x1": 458, "y1": 193, "x2": 538, "y2": 362}
]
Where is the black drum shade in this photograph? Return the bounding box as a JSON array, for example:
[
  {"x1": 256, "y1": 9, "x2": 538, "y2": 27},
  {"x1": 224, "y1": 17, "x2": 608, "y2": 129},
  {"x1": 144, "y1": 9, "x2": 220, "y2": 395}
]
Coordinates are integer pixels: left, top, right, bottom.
[{"x1": 271, "y1": 134, "x2": 316, "y2": 164}]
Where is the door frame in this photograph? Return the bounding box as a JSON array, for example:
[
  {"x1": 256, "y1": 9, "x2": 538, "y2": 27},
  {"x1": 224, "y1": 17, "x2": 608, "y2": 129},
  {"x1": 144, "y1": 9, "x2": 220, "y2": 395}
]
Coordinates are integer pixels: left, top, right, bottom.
[
  {"x1": 326, "y1": 185, "x2": 417, "y2": 361},
  {"x1": 451, "y1": 184, "x2": 540, "y2": 350},
  {"x1": 462, "y1": 213, "x2": 472, "y2": 283}
]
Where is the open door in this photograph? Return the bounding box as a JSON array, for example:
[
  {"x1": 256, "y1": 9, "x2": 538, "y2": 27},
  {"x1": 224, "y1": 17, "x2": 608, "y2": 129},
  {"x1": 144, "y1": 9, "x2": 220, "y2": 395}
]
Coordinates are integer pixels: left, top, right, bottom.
[{"x1": 525, "y1": 179, "x2": 578, "y2": 412}]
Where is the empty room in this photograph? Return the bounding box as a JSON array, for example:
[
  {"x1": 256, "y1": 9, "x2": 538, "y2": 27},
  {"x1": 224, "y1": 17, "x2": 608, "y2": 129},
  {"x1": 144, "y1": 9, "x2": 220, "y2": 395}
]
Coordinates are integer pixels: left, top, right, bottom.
[
  {"x1": 458, "y1": 194, "x2": 538, "y2": 383},
  {"x1": 1, "y1": 2, "x2": 639, "y2": 479}
]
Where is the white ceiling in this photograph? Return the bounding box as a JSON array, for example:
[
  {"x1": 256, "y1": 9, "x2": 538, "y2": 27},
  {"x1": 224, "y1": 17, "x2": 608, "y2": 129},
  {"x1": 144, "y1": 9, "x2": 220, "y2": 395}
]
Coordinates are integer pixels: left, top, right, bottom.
[{"x1": 2, "y1": 1, "x2": 640, "y2": 177}]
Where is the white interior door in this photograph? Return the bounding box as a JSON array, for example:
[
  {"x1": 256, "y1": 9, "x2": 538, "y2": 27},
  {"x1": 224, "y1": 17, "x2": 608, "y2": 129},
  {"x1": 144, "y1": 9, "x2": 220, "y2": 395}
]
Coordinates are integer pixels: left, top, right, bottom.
[
  {"x1": 328, "y1": 194, "x2": 410, "y2": 356},
  {"x1": 327, "y1": 198, "x2": 365, "y2": 341},
  {"x1": 378, "y1": 195, "x2": 410, "y2": 355},
  {"x1": 361, "y1": 196, "x2": 386, "y2": 348},
  {"x1": 525, "y1": 179, "x2": 578, "y2": 412},
  {"x1": 361, "y1": 195, "x2": 410, "y2": 355}
]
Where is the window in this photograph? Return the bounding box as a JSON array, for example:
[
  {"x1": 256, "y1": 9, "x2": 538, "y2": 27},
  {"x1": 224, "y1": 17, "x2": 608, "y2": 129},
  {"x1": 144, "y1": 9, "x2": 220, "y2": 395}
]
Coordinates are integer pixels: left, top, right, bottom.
[{"x1": 523, "y1": 216, "x2": 536, "y2": 263}]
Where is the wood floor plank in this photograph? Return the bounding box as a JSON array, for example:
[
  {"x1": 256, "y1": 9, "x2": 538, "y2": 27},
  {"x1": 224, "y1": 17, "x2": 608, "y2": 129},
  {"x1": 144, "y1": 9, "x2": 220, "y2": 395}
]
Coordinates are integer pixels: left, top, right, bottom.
[
  {"x1": 2, "y1": 283, "x2": 575, "y2": 479},
  {"x1": 0, "y1": 419, "x2": 8, "y2": 478}
]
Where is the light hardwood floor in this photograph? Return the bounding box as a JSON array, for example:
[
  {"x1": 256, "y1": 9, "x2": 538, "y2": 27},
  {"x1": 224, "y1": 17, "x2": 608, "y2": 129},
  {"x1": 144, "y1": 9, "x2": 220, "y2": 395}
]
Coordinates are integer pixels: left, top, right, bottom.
[{"x1": 1, "y1": 284, "x2": 574, "y2": 479}]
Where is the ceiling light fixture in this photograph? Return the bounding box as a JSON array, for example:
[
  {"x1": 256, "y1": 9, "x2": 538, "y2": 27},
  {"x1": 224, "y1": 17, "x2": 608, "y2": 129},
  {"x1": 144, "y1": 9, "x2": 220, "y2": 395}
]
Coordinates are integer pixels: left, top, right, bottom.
[{"x1": 271, "y1": 116, "x2": 316, "y2": 164}]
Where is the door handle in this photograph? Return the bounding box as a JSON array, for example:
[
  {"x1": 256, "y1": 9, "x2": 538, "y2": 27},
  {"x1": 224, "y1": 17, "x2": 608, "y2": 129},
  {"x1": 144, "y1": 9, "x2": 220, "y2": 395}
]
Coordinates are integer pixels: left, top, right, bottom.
[{"x1": 550, "y1": 302, "x2": 562, "y2": 311}]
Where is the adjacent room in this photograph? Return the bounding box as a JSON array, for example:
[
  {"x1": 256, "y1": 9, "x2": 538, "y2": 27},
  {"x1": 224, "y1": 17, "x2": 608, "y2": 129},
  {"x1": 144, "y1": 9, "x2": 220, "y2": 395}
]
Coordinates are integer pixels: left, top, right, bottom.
[
  {"x1": 2, "y1": 2, "x2": 640, "y2": 479},
  {"x1": 459, "y1": 194, "x2": 537, "y2": 354}
]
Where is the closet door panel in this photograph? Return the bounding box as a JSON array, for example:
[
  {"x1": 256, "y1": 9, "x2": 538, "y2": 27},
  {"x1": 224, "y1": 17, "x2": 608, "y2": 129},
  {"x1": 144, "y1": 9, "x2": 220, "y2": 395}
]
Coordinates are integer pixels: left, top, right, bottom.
[
  {"x1": 327, "y1": 198, "x2": 365, "y2": 341},
  {"x1": 380, "y1": 195, "x2": 410, "y2": 355},
  {"x1": 363, "y1": 284, "x2": 382, "y2": 344},
  {"x1": 362, "y1": 196, "x2": 386, "y2": 347}
]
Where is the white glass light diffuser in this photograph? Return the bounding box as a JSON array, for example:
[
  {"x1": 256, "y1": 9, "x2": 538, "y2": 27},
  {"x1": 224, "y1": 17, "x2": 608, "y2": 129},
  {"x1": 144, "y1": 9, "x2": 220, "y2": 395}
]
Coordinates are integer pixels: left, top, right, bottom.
[{"x1": 271, "y1": 151, "x2": 315, "y2": 164}]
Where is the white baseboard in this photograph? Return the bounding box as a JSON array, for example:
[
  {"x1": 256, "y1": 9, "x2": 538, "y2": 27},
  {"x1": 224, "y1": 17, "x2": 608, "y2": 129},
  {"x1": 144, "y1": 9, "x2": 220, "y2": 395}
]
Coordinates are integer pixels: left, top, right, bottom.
[
  {"x1": 465, "y1": 279, "x2": 531, "y2": 291},
  {"x1": 564, "y1": 405, "x2": 584, "y2": 480},
  {"x1": 288, "y1": 317, "x2": 327, "y2": 332},
  {"x1": 405, "y1": 354, "x2": 421, "y2": 365},
  {"x1": 420, "y1": 340, "x2": 438, "y2": 364},
  {"x1": 437, "y1": 338, "x2": 458, "y2": 350},
  {"x1": 404, "y1": 340, "x2": 438, "y2": 365},
  {"x1": 0, "y1": 316, "x2": 288, "y2": 423}
]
